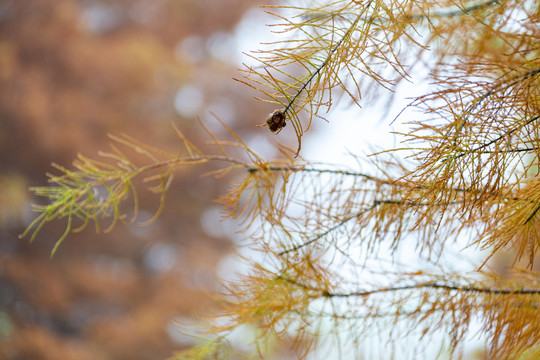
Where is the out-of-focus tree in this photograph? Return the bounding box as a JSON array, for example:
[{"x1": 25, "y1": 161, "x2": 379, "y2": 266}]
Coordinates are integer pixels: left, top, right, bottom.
[
  {"x1": 12, "y1": 0, "x2": 540, "y2": 359},
  {"x1": 0, "y1": 1, "x2": 285, "y2": 359}
]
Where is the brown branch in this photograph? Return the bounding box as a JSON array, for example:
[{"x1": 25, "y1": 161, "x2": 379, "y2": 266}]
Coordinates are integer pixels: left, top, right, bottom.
[
  {"x1": 524, "y1": 203, "x2": 540, "y2": 225},
  {"x1": 245, "y1": 161, "x2": 516, "y2": 201},
  {"x1": 323, "y1": 283, "x2": 540, "y2": 297},
  {"x1": 448, "y1": 115, "x2": 540, "y2": 161},
  {"x1": 465, "y1": 146, "x2": 540, "y2": 154},
  {"x1": 278, "y1": 276, "x2": 540, "y2": 297},
  {"x1": 281, "y1": 1, "x2": 373, "y2": 116},
  {"x1": 336, "y1": 0, "x2": 501, "y2": 26},
  {"x1": 405, "y1": 0, "x2": 501, "y2": 20},
  {"x1": 270, "y1": 0, "x2": 509, "y2": 126},
  {"x1": 277, "y1": 203, "x2": 377, "y2": 256},
  {"x1": 136, "y1": 155, "x2": 249, "y2": 173},
  {"x1": 454, "y1": 67, "x2": 540, "y2": 136},
  {"x1": 247, "y1": 165, "x2": 402, "y2": 187},
  {"x1": 277, "y1": 199, "x2": 463, "y2": 256}
]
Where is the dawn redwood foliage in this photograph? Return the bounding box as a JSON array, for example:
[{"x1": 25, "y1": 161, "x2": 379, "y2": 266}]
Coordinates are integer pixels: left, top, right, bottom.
[{"x1": 22, "y1": 1, "x2": 540, "y2": 358}]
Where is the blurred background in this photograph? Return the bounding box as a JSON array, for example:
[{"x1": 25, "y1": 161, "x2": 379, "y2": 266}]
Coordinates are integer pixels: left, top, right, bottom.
[{"x1": 0, "y1": 0, "x2": 286, "y2": 359}]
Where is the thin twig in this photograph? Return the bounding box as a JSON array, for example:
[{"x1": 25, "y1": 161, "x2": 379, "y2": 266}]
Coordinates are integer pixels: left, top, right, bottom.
[
  {"x1": 277, "y1": 199, "x2": 463, "y2": 256},
  {"x1": 524, "y1": 203, "x2": 540, "y2": 225},
  {"x1": 278, "y1": 276, "x2": 540, "y2": 297},
  {"x1": 278, "y1": 203, "x2": 377, "y2": 256},
  {"x1": 453, "y1": 67, "x2": 540, "y2": 136},
  {"x1": 406, "y1": 0, "x2": 501, "y2": 20},
  {"x1": 448, "y1": 115, "x2": 540, "y2": 161},
  {"x1": 282, "y1": 1, "x2": 373, "y2": 115},
  {"x1": 323, "y1": 283, "x2": 540, "y2": 297}
]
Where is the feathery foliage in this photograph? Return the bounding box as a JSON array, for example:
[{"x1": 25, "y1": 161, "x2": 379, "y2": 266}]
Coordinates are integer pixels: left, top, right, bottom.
[{"x1": 21, "y1": 0, "x2": 540, "y2": 358}]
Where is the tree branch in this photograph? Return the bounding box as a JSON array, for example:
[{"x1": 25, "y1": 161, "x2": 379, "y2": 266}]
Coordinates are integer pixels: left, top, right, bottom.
[
  {"x1": 453, "y1": 67, "x2": 540, "y2": 136},
  {"x1": 278, "y1": 276, "x2": 540, "y2": 297},
  {"x1": 247, "y1": 165, "x2": 402, "y2": 187},
  {"x1": 282, "y1": 1, "x2": 373, "y2": 116},
  {"x1": 277, "y1": 203, "x2": 377, "y2": 256},
  {"x1": 405, "y1": 0, "x2": 501, "y2": 20},
  {"x1": 322, "y1": 1, "x2": 502, "y2": 26},
  {"x1": 524, "y1": 203, "x2": 540, "y2": 225},
  {"x1": 323, "y1": 283, "x2": 540, "y2": 297},
  {"x1": 277, "y1": 199, "x2": 463, "y2": 256},
  {"x1": 448, "y1": 115, "x2": 540, "y2": 161}
]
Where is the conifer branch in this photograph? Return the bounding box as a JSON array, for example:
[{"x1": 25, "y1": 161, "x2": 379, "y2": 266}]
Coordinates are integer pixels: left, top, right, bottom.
[
  {"x1": 524, "y1": 203, "x2": 540, "y2": 225},
  {"x1": 278, "y1": 203, "x2": 377, "y2": 256},
  {"x1": 405, "y1": 0, "x2": 501, "y2": 19},
  {"x1": 465, "y1": 146, "x2": 540, "y2": 154},
  {"x1": 247, "y1": 165, "x2": 402, "y2": 187},
  {"x1": 344, "y1": 0, "x2": 502, "y2": 26},
  {"x1": 281, "y1": 1, "x2": 372, "y2": 117},
  {"x1": 453, "y1": 67, "x2": 540, "y2": 135},
  {"x1": 321, "y1": 283, "x2": 540, "y2": 297},
  {"x1": 19, "y1": 138, "x2": 267, "y2": 253},
  {"x1": 245, "y1": 164, "x2": 489, "y2": 194},
  {"x1": 278, "y1": 199, "x2": 464, "y2": 256},
  {"x1": 449, "y1": 115, "x2": 540, "y2": 160},
  {"x1": 277, "y1": 276, "x2": 540, "y2": 297}
]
